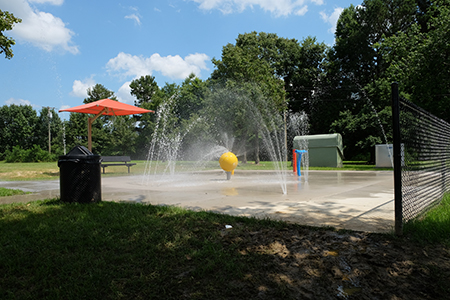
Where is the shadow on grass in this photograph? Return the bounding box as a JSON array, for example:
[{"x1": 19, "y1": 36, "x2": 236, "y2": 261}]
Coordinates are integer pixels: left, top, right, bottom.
[
  {"x1": 1, "y1": 200, "x2": 449, "y2": 299},
  {"x1": 403, "y1": 196, "x2": 450, "y2": 246},
  {"x1": 0, "y1": 199, "x2": 290, "y2": 299}
]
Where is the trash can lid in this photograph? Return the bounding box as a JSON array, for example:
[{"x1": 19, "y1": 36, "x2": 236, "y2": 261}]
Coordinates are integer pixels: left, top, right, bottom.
[
  {"x1": 67, "y1": 146, "x2": 94, "y2": 156},
  {"x1": 59, "y1": 145, "x2": 101, "y2": 160},
  {"x1": 66, "y1": 145, "x2": 93, "y2": 156}
]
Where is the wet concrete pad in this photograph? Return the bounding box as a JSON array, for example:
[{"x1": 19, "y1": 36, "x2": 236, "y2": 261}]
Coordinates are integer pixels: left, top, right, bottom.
[{"x1": 0, "y1": 170, "x2": 394, "y2": 233}]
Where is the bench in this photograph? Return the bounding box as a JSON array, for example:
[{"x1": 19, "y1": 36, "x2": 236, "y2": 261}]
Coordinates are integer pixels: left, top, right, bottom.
[{"x1": 101, "y1": 156, "x2": 136, "y2": 174}]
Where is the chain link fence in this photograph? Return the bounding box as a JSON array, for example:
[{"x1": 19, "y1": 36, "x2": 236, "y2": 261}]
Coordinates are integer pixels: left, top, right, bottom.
[{"x1": 392, "y1": 83, "x2": 450, "y2": 235}]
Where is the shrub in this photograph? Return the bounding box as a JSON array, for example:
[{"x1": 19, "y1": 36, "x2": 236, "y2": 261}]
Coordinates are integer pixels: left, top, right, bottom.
[{"x1": 5, "y1": 145, "x2": 57, "y2": 162}]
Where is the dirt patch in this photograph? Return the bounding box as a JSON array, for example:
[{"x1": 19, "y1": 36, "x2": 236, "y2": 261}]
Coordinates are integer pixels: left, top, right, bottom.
[{"x1": 221, "y1": 225, "x2": 450, "y2": 299}]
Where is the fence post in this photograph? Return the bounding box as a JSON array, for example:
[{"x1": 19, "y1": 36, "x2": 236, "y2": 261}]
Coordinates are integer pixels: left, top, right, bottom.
[{"x1": 392, "y1": 82, "x2": 403, "y2": 236}]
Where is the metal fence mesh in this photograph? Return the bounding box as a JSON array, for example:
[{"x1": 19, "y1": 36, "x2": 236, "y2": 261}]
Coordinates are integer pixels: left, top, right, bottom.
[{"x1": 398, "y1": 97, "x2": 450, "y2": 221}]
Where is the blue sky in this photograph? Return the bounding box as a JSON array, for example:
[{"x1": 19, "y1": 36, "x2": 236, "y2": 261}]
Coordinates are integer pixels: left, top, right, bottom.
[{"x1": 1, "y1": 0, "x2": 357, "y2": 116}]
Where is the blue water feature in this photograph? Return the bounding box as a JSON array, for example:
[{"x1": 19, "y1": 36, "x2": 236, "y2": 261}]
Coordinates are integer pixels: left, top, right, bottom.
[{"x1": 295, "y1": 150, "x2": 307, "y2": 176}]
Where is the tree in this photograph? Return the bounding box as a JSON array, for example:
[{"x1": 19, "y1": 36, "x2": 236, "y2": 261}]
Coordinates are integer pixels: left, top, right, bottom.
[
  {"x1": 330, "y1": 1, "x2": 416, "y2": 88},
  {"x1": 321, "y1": 0, "x2": 450, "y2": 161},
  {"x1": 0, "y1": 105, "x2": 38, "y2": 158},
  {"x1": 320, "y1": 0, "x2": 418, "y2": 161},
  {"x1": 199, "y1": 81, "x2": 286, "y2": 164},
  {"x1": 211, "y1": 32, "x2": 331, "y2": 161},
  {"x1": 378, "y1": 0, "x2": 450, "y2": 121},
  {"x1": 133, "y1": 81, "x2": 180, "y2": 159},
  {"x1": 200, "y1": 83, "x2": 262, "y2": 163},
  {"x1": 65, "y1": 112, "x2": 89, "y2": 151},
  {"x1": 212, "y1": 32, "x2": 303, "y2": 162},
  {"x1": 276, "y1": 36, "x2": 328, "y2": 114},
  {"x1": 176, "y1": 74, "x2": 208, "y2": 120},
  {"x1": 211, "y1": 32, "x2": 286, "y2": 109},
  {"x1": 130, "y1": 75, "x2": 160, "y2": 107},
  {"x1": 84, "y1": 83, "x2": 116, "y2": 104},
  {"x1": 35, "y1": 107, "x2": 64, "y2": 155},
  {"x1": 104, "y1": 115, "x2": 138, "y2": 156},
  {"x1": 0, "y1": 10, "x2": 21, "y2": 59}
]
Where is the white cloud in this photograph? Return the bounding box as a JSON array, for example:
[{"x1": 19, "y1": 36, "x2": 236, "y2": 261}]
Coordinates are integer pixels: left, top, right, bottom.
[
  {"x1": 117, "y1": 81, "x2": 136, "y2": 105},
  {"x1": 58, "y1": 105, "x2": 71, "y2": 119},
  {"x1": 5, "y1": 98, "x2": 32, "y2": 106},
  {"x1": 189, "y1": 0, "x2": 324, "y2": 17},
  {"x1": 320, "y1": 7, "x2": 344, "y2": 34},
  {"x1": 106, "y1": 52, "x2": 210, "y2": 80},
  {"x1": 71, "y1": 78, "x2": 96, "y2": 98},
  {"x1": 0, "y1": 0, "x2": 79, "y2": 54},
  {"x1": 295, "y1": 6, "x2": 308, "y2": 16},
  {"x1": 125, "y1": 13, "x2": 141, "y2": 26},
  {"x1": 28, "y1": 0, "x2": 64, "y2": 5},
  {"x1": 5, "y1": 97, "x2": 41, "y2": 109}
]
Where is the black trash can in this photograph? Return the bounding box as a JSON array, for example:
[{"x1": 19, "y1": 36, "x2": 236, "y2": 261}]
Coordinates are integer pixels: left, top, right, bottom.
[{"x1": 58, "y1": 146, "x2": 101, "y2": 203}]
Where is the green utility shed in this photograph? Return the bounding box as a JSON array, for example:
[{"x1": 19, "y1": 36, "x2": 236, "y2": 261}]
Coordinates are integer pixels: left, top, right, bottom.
[{"x1": 293, "y1": 133, "x2": 344, "y2": 168}]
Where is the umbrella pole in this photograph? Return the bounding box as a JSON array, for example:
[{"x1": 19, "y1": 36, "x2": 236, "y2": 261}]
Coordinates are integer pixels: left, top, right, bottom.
[{"x1": 88, "y1": 117, "x2": 93, "y2": 151}]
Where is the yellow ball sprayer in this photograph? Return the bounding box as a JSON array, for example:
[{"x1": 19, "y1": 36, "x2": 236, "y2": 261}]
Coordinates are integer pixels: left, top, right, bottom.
[{"x1": 219, "y1": 152, "x2": 238, "y2": 180}]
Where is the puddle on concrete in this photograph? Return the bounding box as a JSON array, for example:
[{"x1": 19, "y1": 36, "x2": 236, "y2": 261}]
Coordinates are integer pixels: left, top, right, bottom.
[{"x1": 221, "y1": 187, "x2": 239, "y2": 196}]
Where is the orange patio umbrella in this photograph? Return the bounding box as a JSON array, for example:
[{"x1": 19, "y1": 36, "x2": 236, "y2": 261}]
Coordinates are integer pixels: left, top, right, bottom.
[{"x1": 59, "y1": 98, "x2": 154, "y2": 151}]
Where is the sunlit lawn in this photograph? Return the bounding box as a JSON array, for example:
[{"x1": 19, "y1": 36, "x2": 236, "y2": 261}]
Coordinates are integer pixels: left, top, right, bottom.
[
  {"x1": 0, "y1": 160, "x2": 390, "y2": 181},
  {"x1": 0, "y1": 187, "x2": 30, "y2": 197}
]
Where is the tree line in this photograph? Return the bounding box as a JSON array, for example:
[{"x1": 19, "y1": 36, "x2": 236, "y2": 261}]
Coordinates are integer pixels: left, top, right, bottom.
[{"x1": 1, "y1": 0, "x2": 449, "y2": 163}]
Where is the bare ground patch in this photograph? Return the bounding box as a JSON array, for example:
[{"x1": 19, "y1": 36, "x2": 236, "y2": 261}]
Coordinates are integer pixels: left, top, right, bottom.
[{"x1": 218, "y1": 225, "x2": 450, "y2": 299}]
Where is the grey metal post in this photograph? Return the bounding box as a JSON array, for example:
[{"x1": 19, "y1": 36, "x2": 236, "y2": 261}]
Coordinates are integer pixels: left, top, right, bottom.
[{"x1": 391, "y1": 82, "x2": 403, "y2": 236}]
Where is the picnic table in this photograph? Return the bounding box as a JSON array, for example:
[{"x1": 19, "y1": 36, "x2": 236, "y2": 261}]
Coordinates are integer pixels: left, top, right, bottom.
[{"x1": 101, "y1": 156, "x2": 136, "y2": 174}]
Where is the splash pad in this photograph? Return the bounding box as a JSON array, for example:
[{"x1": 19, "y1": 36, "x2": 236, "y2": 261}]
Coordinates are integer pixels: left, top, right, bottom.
[
  {"x1": 142, "y1": 86, "x2": 308, "y2": 194},
  {"x1": 0, "y1": 169, "x2": 394, "y2": 233},
  {"x1": 97, "y1": 170, "x2": 395, "y2": 233},
  {"x1": 116, "y1": 85, "x2": 394, "y2": 232},
  {"x1": 0, "y1": 168, "x2": 394, "y2": 233}
]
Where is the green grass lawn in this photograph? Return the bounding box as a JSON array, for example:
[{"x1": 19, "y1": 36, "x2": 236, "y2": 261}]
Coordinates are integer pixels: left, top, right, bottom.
[
  {"x1": 0, "y1": 187, "x2": 30, "y2": 197},
  {"x1": 0, "y1": 200, "x2": 287, "y2": 299},
  {"x1": 404, "y1": 194, "x2": 450, "y2": 246},
  {"x1": 0, "y1": 160, "x2": 390, "y2": 181},
  {"x1": 0, "y1": 198, "x2": 448, "y2": 299}
]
